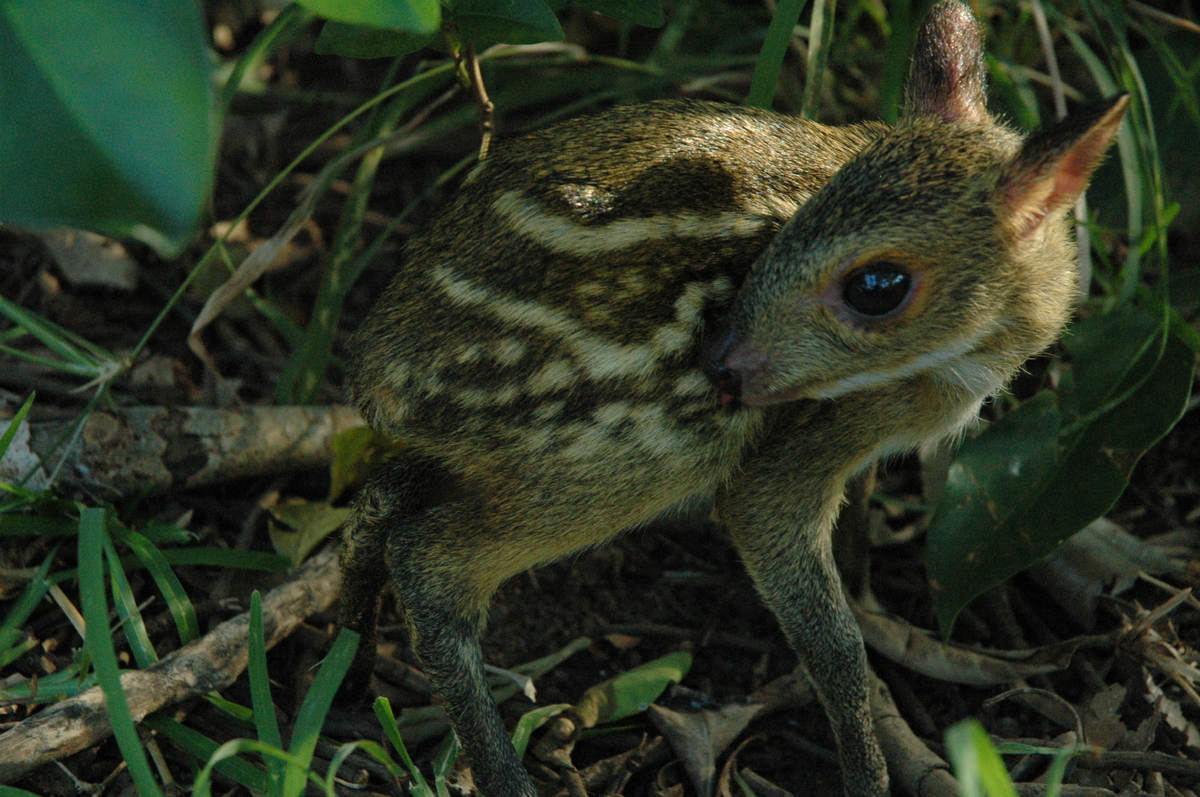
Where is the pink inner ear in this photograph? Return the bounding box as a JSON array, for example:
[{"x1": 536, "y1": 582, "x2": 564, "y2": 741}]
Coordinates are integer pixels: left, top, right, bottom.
[
  {"x1": 1002, "y1": 100, "x2": 1128, "y2": 239},
  {"x1": 1002, "y1": 159, "x2": 1087, "y2": 239}
]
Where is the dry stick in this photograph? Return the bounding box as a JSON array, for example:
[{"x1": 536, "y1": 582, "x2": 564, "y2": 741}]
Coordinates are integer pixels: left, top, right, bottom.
[
  {"x1": 463, "y1": 43, "x2": 495, "y2": 159},
  {"x1": 0, "y1": 547, "x2": 341, "y2": 783},
  {"x1": 869, "y1": 670, "x2": 960, "y2": 797},
  {"x1": 21, "y1": 405, "x2": 364, "y2": 499},
  {"x1": 550, "y1": 737, "x2": 673, "y2": 797}
]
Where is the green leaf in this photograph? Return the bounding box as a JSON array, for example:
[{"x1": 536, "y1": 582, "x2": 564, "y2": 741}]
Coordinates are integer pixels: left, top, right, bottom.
[
  {"x1": 247, "y1": 591, "x2": 286, "y2": 792},
  {"x1": 573, "y1": 650, "x2": 691, "y2": 726},
  {"x1": 193, "y1": 739, "x2": 314, "y2": 797},
  {"x1": 0, "y1": 514, "x2": 76, "y2": 536},
  {"x1": 0, "y1": 392, "x2": 34, "y2": 461},
  {"x1": 0, "y1": 550, "x2": 54, "y2": 666},
  {"x1": 373, "y1": 697, "x2": 436, "y2": 796},
  {"x1": 155, "y1": 547, "x2": 293, "y2": 571},
  {"x1": 432, "y1": 732, "x2": 461, "y2": 797},
  {"x1": 268, "y1": 499, "x2": 352, "y2": 566},
  {"x1": 329, "y1": 427, "x2": 406, "y2": 503},
  {"x1": 449, "y1": 0, "x2": 564, "y2": 45},
  {"x1": 0, "y1": 665, "x2": 91, "y2": 704},
  {"x1": 928, "y1": 305, "x2": 1193, "y2": 632},
  {"x1": 511, "y1": 704, "x2": 569, "y2": 757},
  {"x1": 143, "y1": 715, "x2": 269, "y2": 793},
  {"x1": 571, "y1": 0, "x2": 663, "y2": 27},
  {"x1": 103, "y1": 534, "x2": 158, "y2": 668},
  {"x1": 298, "y1": 0, "x2": 440, "y2": 35},
  {"x1": 747, "y1": 0, "x2": 809, "y2": 108},
  {"x1": 0, "y1": 0, "x2": 218, "y2": 254},
  {"x1": 945, "y1": 719, "x2": 1018, "y2": 797},
  {"x1": 315, "y1": 20, "x2": 438, "y2": 57}
]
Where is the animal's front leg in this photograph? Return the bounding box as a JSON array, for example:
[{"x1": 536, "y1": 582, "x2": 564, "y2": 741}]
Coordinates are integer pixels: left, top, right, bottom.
[{"x1": 718, "y1": 414, "x2": 888, "y2": 797}]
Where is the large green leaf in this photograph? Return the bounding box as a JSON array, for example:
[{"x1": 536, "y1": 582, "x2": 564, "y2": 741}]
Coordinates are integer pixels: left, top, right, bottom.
[
  {"x1": 927, "y1": 305, "x2": 1193, "y2": 632},
  {"x1": 0, "y1": 0, "x2": 218, "y2": 254},
  {"x1": 449, "y1": 0, "x2": 564, "y2": 45},
  {"x1": 300, "y1": 0, "x2": 440, "y2": 35},
  {"x1": 315, "y1": 20, "x2": 438, "y2": 57}
]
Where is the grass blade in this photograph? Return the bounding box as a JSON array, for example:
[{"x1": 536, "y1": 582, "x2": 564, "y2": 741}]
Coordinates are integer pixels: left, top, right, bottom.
[
  {"x1": 102, "y1": 533, "x2": 157, "y2": 668},
  {"x1": 143, "y1": 714, "x2": 269, "y2": 793},
  {"x1": 78, "y1": 507, "x2": 165, "y2": 797},
  {"x1": 747, "y1": 0, "x2": 810, "y2": 108},
  {"x1": 0, "y1": 392, "x2": 34, "y2": 460},
  {"x1": 248, "y1": 590, "x2": 286, "y2": 792},
  {"x1": 281, "y1": 628, "x2": 359, "y2": 797},
  {"x1": 801, "y1": 0, "x2": 835, "y2": 119},
  {"x1": 0, "y1": 549, "x2": 54, "y2": 664},
  {"x1": 111, "y1": 525, "x2": 199, "y2": 645},
  {"x1": 194, "y1": 740, "x2": 314, "y2": 797},
  {"x1": 373, "y1": 696, "x2": 435, "y2": 796}
]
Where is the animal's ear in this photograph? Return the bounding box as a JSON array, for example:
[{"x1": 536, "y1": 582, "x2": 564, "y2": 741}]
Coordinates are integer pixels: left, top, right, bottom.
[
  {"x1": 903, "y1": 0, "x2": 988, "y2": 124},
  {"x1": 997, "y1": 95, "x2": 1130, "y2": 239}
]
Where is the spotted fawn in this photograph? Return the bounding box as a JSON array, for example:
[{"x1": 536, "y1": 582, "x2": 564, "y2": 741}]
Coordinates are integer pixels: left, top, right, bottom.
[{"x1": 337, "y1": 2, "x2": 1128, "y2": 794}]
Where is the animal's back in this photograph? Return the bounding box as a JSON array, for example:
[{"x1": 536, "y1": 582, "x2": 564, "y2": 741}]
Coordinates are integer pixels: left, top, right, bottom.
[{"x1": 349, "y1": 100, "x2": 885, "y2": 494}]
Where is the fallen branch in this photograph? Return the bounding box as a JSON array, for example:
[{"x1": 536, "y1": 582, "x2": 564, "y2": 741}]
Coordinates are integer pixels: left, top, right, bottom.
[
  {"x1": 9, "y1": 405, "x2": 363, "y2": 498},
  {"x1": 0, "y1": 546, "x2": 341, "y2": 783},
  {"x1": 870, "y1": 669, "x2": 960, "y2": 797}
]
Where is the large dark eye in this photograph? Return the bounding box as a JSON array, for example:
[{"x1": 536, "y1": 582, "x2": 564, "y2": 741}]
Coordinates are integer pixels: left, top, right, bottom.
[{"x1": 842, "y1": 263, "x2": 912, "y2": 317}]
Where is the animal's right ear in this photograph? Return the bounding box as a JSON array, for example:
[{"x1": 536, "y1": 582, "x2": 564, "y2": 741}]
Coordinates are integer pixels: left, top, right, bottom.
[
  {"x1": 997, "y1": 95, "x2": 1130, "y2": 240},
  {"x1": 903, "y1": 0, "x2": 988, "y2": 125}
]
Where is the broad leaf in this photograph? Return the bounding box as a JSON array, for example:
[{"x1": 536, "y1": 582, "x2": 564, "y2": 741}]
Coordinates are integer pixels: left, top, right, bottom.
[
  {"x1": 315, "y1": 20, "x2": 437, "y2": 57},
  {"x1": 449, "y1": 0, "x2": 564, "y2": 45},
  {"x1": 298, "y1": 0, "x2": 440, "y2": 34},
  {"x1": 0, "y1": 0, "x2": 217, "y2": 254},
  {"x1": 927, "y1": 304, "x2": 1193, "y2": 632},
  {"x1": 573, "y1": 650, "x2": 691, "y2": 725}
]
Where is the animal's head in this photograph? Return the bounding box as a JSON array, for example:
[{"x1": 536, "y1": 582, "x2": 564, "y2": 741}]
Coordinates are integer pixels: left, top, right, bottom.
[{"x1": 702, "y1": 0, "x2": 1128, "y2": 408}]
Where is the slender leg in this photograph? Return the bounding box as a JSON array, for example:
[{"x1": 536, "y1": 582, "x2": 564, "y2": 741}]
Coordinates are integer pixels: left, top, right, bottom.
[
  {"x1": 717, "y1": 412, "x2": 889, "y2": 797},
  {"x1": 387, "y1": 501, "x2": 538, "y2": 797}
]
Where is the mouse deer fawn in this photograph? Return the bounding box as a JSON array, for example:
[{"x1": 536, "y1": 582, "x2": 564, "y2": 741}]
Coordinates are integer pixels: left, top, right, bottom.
[{"x1": 337, "y1": 2, "x2": 1128, "y2": 794}]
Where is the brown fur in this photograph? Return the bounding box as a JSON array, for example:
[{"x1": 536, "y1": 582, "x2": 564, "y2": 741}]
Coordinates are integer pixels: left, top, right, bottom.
[{"x1": 337, "y1": 3, "x2": 1127, "y2": 795}]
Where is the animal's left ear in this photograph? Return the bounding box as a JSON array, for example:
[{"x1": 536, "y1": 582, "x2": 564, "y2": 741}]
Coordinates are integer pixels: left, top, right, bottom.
[
  {"x1": 904, "y1": 0, "x2": 988, "y2": 124},
  {"x1": 997, "y1": 95, "x2": 1130, "y2": 239}
]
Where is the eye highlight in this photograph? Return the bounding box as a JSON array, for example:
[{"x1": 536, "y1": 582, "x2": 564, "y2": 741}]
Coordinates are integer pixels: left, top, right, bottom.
[{"x1": 842, "y1": 262, "x2": 912, "y2": 317}]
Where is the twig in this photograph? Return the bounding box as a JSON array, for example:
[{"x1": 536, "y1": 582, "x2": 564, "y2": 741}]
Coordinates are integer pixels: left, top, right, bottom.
[
  {"x1": 462, "y1": 43, "x2": 495, "y2": 159},
  {"x1": 869, "y1": 669, "x2": 960, "y2": 797}
]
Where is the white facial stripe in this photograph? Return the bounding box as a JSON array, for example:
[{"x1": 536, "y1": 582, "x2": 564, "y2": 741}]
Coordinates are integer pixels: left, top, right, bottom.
[
  {"x1": 806, "y1": 326, "x2": 1002, "y2": 401},
  {"x1": 492, "y1": 191, "x2": 767, "y2": 257}
]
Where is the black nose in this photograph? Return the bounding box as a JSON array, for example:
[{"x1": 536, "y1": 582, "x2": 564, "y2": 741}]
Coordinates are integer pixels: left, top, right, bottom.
[{"x1": 699, "y1": 326, "x2": 742, "y2": 403}]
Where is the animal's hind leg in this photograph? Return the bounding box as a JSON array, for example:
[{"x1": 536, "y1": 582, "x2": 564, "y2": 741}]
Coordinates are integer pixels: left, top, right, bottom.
[
  {"x1": 336, "y1": 455, "x2": 444, "y2": 699},
  {"x1": 386, "y1": 497, "x2": 541, "y2": 797}
]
